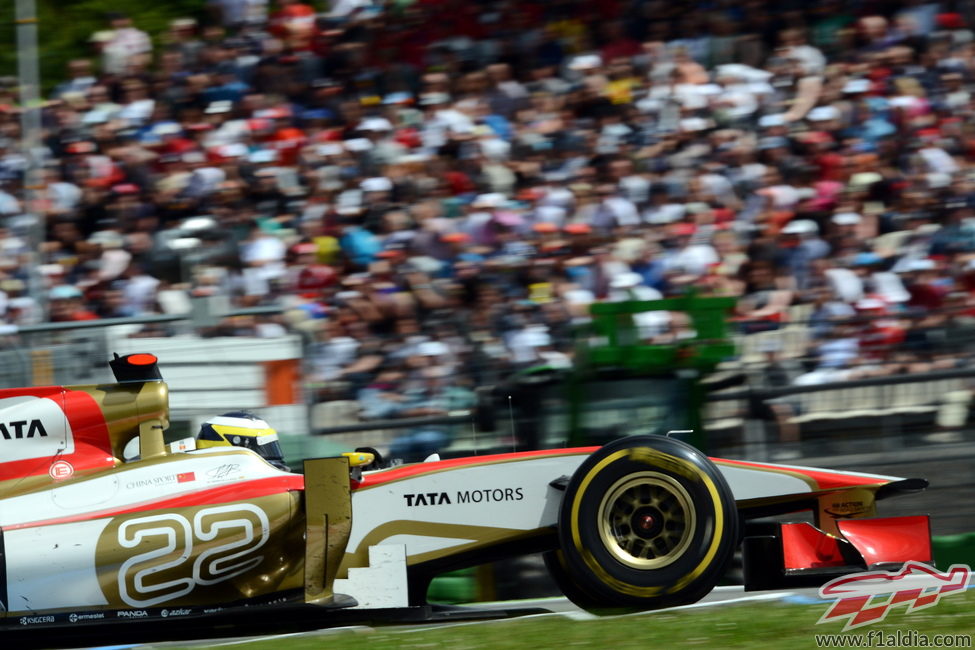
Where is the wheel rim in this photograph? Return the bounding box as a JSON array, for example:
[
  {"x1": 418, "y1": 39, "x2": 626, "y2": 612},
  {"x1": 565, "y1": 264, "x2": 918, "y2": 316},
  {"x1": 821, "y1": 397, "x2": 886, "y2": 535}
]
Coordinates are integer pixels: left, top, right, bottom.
[{"x1": 597, "y1": 471, "x2": 696, "y2": 570}]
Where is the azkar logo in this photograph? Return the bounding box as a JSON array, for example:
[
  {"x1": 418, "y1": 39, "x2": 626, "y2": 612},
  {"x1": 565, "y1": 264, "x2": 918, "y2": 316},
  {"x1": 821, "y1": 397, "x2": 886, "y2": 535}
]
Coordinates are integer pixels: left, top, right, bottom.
[
  {"x1": 97, "y1": 504, "x2": 271, "y2": 608},
  {"x1": 161, "y1": 608, "x2": 191, "y2": 617},
  {"x1": 818, "y1": 561, "x2": 972, "y2": 630}
]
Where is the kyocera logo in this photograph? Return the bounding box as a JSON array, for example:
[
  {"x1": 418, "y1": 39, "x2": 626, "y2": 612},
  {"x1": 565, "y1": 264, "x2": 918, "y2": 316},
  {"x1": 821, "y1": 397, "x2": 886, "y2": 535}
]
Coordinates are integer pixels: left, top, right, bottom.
[
  {"x1": 0, "y1": 419, "x2": 48, "y2": 440},
  {"x1": 19, "y1": 615, "x2": 55, "y2": 625}
]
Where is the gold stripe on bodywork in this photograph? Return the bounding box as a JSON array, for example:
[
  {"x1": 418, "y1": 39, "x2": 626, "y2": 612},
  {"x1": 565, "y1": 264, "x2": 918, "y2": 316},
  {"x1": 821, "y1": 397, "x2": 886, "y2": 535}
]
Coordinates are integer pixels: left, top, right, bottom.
[
  {"x1": 338, "y1": 521, "x2": 547, "y2": 577},
  {"x1": 71, "y1": 381, "x2": 170, "y2": 460}
]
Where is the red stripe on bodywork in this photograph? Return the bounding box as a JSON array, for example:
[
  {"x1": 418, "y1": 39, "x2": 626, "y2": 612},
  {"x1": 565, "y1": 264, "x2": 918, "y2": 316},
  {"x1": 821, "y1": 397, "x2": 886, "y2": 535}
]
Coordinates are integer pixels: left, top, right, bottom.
[
  {"x1": 357, "y1": 447, "x2": 893, "y2": 491},
  {"x1": 0, "y1": 388, "x2": 115, "y2": 483},
  {"x1": 780, "y1": 522, "x2": 848, "y2": 570},
  {"x1": 357, "y1": 447, "x2": 598, "y2": 489},
  {"x1": 6, "y1": 474, "x2": 305, "y2": 530},
  {"x1": 714, "y1": 457, "x2": 891, "y2": 490},
  {"x1": 837, "y1": 516, "x2": 932, "y2": 566}
]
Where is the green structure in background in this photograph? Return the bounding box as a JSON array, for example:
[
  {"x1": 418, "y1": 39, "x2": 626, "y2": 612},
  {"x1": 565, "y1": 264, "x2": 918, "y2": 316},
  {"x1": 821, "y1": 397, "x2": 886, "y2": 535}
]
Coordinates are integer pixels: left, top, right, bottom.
[
  {"x1": 501, "y1": 293, "x2": 738, "y2": 454},
  {"x1": 933, "y1": 532, "x2": 975, "y2": 569},
  {"x1": 585, "y1": 295, "x2": 737, "y2": 371},
  {"x1": 576, "y1": 294, "x2": 737, "y2": 451}
]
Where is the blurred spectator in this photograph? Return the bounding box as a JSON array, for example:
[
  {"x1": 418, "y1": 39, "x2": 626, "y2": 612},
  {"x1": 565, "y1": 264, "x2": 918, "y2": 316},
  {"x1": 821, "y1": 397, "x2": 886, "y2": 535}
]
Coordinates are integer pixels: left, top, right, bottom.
[
  {"x1": 48, "y1": 285, "x2": 98, "y2": 322},
  {"x1": 2, "y1": 0, "x2": 975, "y2": 448},
  {"x1": 96, "y1": 13, "x2": 153, "y2": 76},
  {"x1": 208, "y1": 0, "x2": 268, "y2": 27}
]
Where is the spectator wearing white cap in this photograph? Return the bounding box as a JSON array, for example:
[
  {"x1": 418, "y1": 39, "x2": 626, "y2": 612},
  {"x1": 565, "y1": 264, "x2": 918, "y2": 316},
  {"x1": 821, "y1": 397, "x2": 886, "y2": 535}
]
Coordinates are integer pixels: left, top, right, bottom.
[
  {"x1": 780, "y1": 219, "x2": 830, "y2": 289},
  {"x1": 900, "y1": 258, "x2": 948, "y2": 312},
  {"x1": 358, "y1": 176, "x2": 397, "y2": 234},
  {"x1": 358, "y1": 117, "x2": 404, "y2": 168},
  {"x1": 830, "y1": 212, "x2": 862, "y2": 246}
]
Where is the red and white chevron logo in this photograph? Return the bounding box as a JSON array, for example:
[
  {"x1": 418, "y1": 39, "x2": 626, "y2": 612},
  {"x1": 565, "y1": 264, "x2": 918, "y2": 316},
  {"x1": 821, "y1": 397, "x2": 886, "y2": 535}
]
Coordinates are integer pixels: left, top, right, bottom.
[{"x1": 818, "y1": 561, "x2": 971, "y2": 630}]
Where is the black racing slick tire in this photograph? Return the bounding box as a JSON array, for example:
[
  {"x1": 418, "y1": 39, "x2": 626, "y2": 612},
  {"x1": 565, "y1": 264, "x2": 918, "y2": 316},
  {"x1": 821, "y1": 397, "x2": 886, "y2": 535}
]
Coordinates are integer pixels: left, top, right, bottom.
[
  {"x1": 555, "y1": 435, "x2": 738, "y2": 611},
  {"x1": 542, "y1": 550, "x2": 604, "y2": 612}
]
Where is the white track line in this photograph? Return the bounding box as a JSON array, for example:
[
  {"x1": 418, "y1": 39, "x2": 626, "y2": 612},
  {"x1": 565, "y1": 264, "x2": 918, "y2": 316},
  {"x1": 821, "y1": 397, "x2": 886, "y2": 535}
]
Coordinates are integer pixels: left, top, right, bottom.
[{"x1": 389, "y1": 591, "x2": 796, "y2": 633}]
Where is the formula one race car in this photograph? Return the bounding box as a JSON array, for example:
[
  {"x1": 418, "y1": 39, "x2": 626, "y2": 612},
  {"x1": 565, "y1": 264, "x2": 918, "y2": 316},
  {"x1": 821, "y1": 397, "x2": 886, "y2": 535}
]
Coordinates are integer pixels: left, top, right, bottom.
[{"x1": 0, "y1": 354, "x2": 933, "y2": 638}]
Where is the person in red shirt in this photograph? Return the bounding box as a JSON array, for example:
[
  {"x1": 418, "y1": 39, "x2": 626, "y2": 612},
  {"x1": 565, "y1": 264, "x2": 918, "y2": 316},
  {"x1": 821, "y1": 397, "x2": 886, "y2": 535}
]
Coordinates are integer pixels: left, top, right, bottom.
[
  {"x1": 600, "y1": 21, "x2": 641, "y2": 62},
  {"x1": 289, "y1": 242, "x2": 338, "y2": 297},
  {"x1": 270, "y1": 123, "x2": 308, "y2": 166},
  {"x1": 255, "y1": 107, "x2": 307, "y2": 166},
  {"x1": 855, "y1": 297, "x2": 906, "y2": 360},
  {"x1": 269, "y1": 0, "x2": 317, "y2": 51},
  {"x1": 904, "y1": 260, "x2": 949, "y2": 312}
]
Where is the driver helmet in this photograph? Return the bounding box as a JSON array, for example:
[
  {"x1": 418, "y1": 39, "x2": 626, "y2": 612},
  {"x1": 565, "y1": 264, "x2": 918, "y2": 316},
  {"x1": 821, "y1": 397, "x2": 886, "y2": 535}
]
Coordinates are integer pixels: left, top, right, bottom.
[{"x1": 197, "y1": 411, "x2": 288, "y2": 470}]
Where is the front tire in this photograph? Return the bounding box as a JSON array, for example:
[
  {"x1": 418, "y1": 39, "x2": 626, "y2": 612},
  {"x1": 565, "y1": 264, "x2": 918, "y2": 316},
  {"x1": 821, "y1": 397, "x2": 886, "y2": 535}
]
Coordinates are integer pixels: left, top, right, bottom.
[{"x1": 554, "y1": 435, "x2": 738, "y2": 611}]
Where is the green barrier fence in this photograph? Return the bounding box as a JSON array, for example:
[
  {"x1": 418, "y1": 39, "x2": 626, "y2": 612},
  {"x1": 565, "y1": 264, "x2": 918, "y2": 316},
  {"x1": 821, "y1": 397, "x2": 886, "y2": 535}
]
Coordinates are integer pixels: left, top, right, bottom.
[{"x1": 933, "y1": 533, "x2": 975, "y2": 569}]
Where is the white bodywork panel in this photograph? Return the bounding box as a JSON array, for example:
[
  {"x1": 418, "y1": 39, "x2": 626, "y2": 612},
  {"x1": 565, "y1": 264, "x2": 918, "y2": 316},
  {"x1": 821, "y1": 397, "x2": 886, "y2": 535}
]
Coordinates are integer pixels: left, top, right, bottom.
[
  {"x1": 347, "y1": 454, "x2": 583, "y2": 561},
  {"x1": 716, "y1": 463, "x2": 813, "y2": 500},
  {"x1": 0, "y1": 395, "x2": 73, "y2": 463},
  {"x1": 5, "y1": 519, "x2": 111, "y2": 610},
  {"x1": 333, "y1": 545, "x2": 409, "y2": 609}
]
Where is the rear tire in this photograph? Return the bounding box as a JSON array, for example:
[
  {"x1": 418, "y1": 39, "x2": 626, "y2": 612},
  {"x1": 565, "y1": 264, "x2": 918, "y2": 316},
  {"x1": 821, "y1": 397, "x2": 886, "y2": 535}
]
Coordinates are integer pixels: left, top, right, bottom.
[{"x1": 555, "y1": 435, "x2": 738, "y2": 611}]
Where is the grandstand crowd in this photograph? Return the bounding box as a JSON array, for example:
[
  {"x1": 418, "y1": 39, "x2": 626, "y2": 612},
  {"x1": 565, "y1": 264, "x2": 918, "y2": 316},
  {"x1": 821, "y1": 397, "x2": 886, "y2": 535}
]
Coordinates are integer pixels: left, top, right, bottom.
[{"x1": 3, "y1": 0, "x2": 975, "y2": 417}]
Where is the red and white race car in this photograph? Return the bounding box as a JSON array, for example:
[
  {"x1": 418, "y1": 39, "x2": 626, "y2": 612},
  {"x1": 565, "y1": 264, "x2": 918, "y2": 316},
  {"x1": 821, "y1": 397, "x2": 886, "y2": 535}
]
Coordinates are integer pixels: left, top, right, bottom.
[{"x1": 0, "y1": 354, "x2": 931, "y2": 635}]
